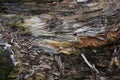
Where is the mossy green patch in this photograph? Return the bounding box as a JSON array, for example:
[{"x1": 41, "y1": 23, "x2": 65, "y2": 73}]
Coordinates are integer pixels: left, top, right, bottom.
[
  {"x1": 9, "y1": 23, "x2": 32, "y2": 36},
  {"x1": 0, "y1": 50, "x2": 13, "y2": 80},
  {"x1": 0, "y1": 5, "x2": 7, "y2": 13},
  {"x1": 9, "y1": 23, "x2": 26, "y2": 31}
]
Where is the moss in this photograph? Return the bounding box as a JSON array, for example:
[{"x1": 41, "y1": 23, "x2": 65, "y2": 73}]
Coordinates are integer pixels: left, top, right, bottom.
[
  {"x1": 9, "y1": 23, "x2": 26, "y2": 31},
  {"x1": 0, "y1": 50, "x2": 13, "y2": 80},
  {"x1": 9, "y1": 23, "x2": 32, "y2": 36},
  {"x1": 0, "y1": 5, "x2": 7, "y2": 13},
  {"x1": 20, "y1": 31, "x2": 32, "y2": 36}
]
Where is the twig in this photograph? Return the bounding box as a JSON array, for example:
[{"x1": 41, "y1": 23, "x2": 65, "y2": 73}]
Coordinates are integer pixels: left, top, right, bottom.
[
  {"x1": 81, "y1": 53, "x2": 100, "y2": 74},
  {"x1": 54, "y1": 55, "x2": 65, "y2": 75}
]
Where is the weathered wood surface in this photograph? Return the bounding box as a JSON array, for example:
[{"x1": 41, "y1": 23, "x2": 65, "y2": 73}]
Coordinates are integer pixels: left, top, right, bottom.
[
  {"x1": 0, "y1": 0, "x2": 57, "y2": 3},
  {"x1": 45, "y1": 23, "x2": 120, "y2": 54}
]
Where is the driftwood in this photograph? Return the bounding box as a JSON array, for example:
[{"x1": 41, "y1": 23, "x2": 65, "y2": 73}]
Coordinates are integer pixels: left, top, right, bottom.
[{"x1": 45, "y1": 23, "x2": 120, "y2": 54}]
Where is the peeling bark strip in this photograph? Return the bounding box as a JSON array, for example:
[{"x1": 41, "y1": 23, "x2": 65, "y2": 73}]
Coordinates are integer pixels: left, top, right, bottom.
[{"x1": 46, "y1": 23, "x2": 120, "y2": 54}]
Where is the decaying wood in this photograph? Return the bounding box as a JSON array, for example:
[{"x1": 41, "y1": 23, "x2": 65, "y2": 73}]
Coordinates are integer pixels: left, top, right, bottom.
[
  {"x1": 45, "y1": 23, "x2": 120, "y2": 54},
  {"x1": 0, "y1": 0, "x2": 58, "y2": 3},
  {"x1": 57, "y1": 0, "x2": 114, "y2": 20}
]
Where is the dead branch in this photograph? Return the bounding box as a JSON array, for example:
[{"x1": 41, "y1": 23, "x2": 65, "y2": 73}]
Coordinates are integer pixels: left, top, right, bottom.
[{"x1": 45, "y1": 23, "x2": 120, "y2": 54}]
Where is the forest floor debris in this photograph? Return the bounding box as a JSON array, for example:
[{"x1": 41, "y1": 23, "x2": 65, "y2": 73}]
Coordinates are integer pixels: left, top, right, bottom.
[{"x1": 0, "y1": 0, "x2": 120, "y2": 80}]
